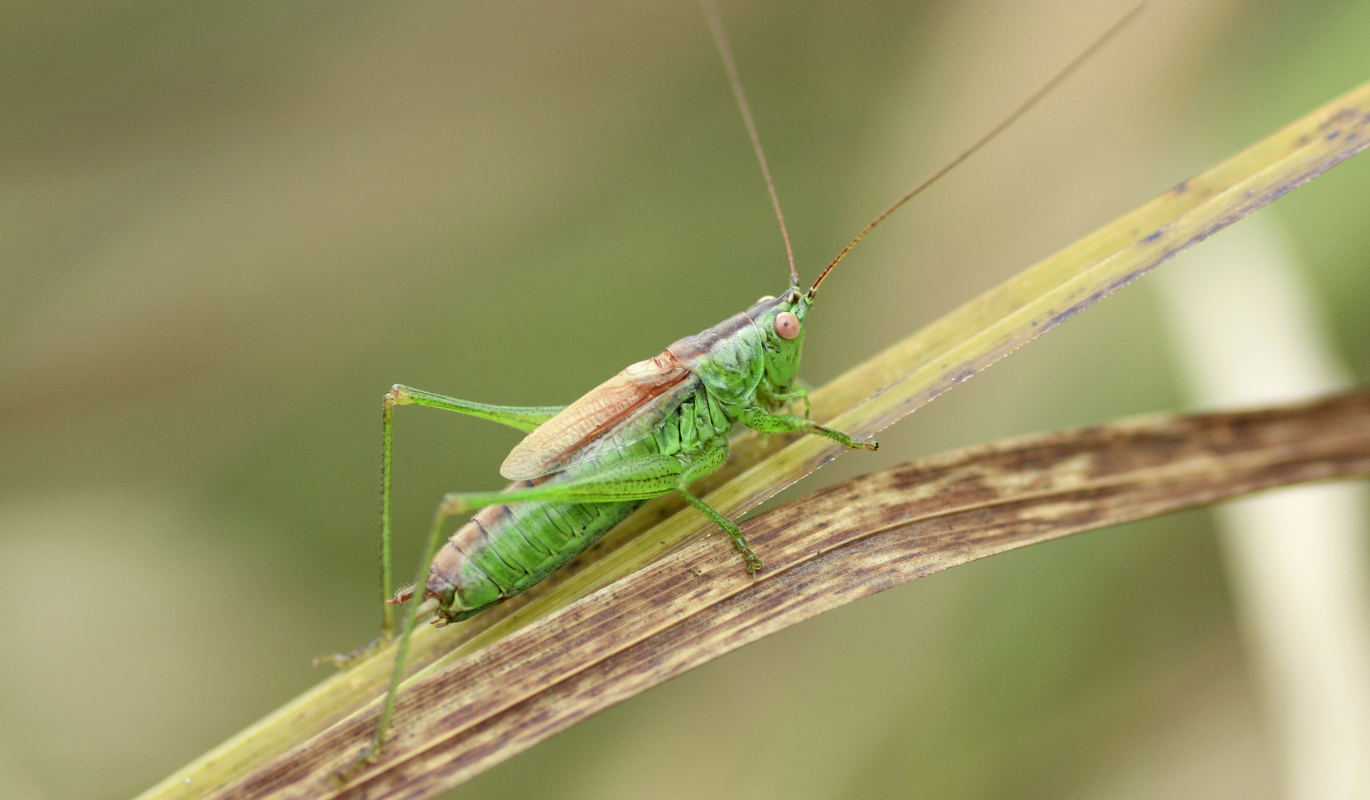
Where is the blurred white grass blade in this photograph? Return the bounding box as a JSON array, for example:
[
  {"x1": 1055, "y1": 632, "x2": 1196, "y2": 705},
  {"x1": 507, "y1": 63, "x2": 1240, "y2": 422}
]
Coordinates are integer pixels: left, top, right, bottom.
[{"x1": 1154, "y1": 220, "x2": 1370, "y2": 800}]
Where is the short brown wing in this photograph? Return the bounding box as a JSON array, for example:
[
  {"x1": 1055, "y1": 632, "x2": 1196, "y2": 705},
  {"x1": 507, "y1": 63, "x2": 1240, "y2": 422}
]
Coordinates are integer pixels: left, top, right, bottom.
[{"x1": 499, "y1": 351, "x2": 697, "y2": 480}]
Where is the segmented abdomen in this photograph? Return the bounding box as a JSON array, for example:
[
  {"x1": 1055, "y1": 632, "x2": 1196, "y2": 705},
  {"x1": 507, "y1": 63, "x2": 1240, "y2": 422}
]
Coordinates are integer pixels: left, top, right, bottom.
[{"x1": 423, "y1": 486, "x2": 645, "y2": 620}]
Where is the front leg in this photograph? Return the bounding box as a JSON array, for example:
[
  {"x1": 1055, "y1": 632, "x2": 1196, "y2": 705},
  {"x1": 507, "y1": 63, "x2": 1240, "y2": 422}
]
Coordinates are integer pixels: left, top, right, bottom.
[
  {"x1": 768, "y1": 385, "x2": 812, "y2": 418},
  {"x1": 738, "y1": 406, "x2": 878, "y2": 450}
]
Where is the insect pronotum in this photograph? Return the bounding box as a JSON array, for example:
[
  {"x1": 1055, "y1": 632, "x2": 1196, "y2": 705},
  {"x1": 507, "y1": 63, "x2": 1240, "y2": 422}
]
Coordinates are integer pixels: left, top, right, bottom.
[{"x1": 342, "y1": 0, "x2": 1141, "y2": 775}]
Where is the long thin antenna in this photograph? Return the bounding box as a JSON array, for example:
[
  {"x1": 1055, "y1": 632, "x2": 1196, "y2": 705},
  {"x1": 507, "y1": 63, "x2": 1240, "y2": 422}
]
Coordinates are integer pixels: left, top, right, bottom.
[
  {"x1": 808, "y1": 2, "x2": 1145, "y2": 298},
  {"x1": 701, "y1": 0, "x2": 800, "y2": 287}
]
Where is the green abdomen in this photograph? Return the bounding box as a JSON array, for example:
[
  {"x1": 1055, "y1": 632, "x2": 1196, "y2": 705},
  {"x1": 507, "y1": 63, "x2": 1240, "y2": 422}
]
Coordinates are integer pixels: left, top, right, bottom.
[{"x1": 427, "y1": 493, "x2": 646, "y2": 619}]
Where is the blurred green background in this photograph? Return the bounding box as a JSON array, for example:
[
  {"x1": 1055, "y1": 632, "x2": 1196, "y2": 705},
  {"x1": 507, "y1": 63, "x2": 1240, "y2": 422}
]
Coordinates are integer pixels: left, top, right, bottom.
[{"x1": 3, "y1": 1, "x2": 1368, "y2": 798}]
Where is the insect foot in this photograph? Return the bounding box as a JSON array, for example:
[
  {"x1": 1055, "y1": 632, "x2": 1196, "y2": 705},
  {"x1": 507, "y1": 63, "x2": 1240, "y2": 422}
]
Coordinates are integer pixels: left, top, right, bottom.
[{"x1": 332, "y1": 744, "x2": 381, "y2": 789}]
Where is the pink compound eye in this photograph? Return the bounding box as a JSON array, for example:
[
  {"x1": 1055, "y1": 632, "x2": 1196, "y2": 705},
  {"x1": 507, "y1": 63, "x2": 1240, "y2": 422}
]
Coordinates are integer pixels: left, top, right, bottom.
[{"x1": 774, "y1": 311, "x2": 800, "y2": 340}]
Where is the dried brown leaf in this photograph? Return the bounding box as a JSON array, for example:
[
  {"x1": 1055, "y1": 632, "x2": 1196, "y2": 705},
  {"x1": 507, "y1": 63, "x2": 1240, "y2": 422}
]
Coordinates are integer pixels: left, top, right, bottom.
[{"x1": 235, "y1": 390, "x2": 1370, "y2": 798}]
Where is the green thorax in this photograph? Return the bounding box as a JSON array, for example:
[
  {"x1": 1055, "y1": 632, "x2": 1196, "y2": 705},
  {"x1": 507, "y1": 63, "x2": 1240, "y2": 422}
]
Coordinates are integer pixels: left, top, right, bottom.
[{"x1": 664, "y1": 286, "x2": 810, "y2": 413}]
